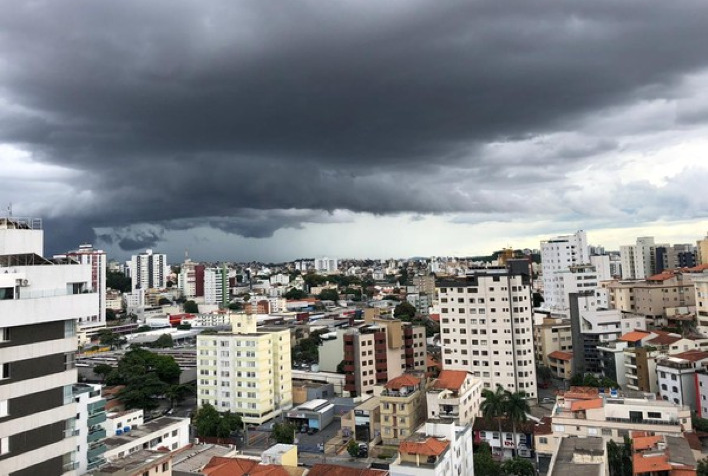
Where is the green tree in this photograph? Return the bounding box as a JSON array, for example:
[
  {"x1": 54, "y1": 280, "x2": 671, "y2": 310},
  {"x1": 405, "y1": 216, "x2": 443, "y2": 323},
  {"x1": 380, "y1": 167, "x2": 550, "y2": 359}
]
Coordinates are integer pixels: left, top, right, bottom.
[
  {"x1": 336, "y1": 360, "x2": 346, "y2": 374},
  {"x1": 184, "y1": 300, "x2": 199, "y2": 313},
  {"x1": 194, "y1": 403, "x2": 221, "y2": 438},
  {"x1": 228, "y1": 301, "x2": 243, "y2": 311},
  {"x1": 105, "y1": 308, "x2": 117, "y2": 321},
  {"x1": 177, "y1": 322, "x2": 192, "y2": 330},
  {"x1": 93, "y1": 363, "x2": 113, "y2": 382},
  {"x1": 284, "y1": 288, "x2": 307, "y2": 300},
  {"x1": 481, "y1": 385, "x2": 507, "y2": 450},
  {"x1": 98, "y1": 329, "x2": 126, "y2": 350},
  {"x1": 154, "y1": 334, "x2": 174, "y2": 348},
  {"x1": 347, "y1": 439, "x2": 360, "y2": 457},
  {"x1": 398, "y1": 268, "x2": 409, "y2": 285},
  {"x1": 165, "y1": 384, "x2": 192, "y2": 408},
  {"x1": 473, "y1": 442, "x2": 502, "y2": 476},
  {"x1": 505, "y1": 390, "x2": 530, "y2": 457},
  {"x1": 536, "y1": 365, "x2": 552, "y2": 383},
  {"x1": 501, "y1": 457, "x2": 535, "y2": 476},
  {"x1": 697, "y1": 457, "x2": 708, "y2": 476},
  {"x1": 272, "y1": 422, "x2": 296, "y2": 444},
  {"x1": 106, "y1": 270, "x2": 131, "y2": 293},
  {"x1": 158, "y1": 297, "x2": 171, "y2": 306},
  {"x1": 394, "y1": 301, "x2": 417, "y2": 321},
  {"x1": 318, "y1": 289, "x2": 339, "y2": 302},
  {"x1": 118, "y1": 372, "x2": 167, "y2": 410}
]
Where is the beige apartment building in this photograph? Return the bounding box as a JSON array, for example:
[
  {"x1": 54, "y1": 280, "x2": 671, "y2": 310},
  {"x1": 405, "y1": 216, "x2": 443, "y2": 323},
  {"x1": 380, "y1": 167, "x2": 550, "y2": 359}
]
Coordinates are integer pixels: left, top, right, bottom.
[
  {"x1": 533, "y1": 316, "x2": 572, "y2": 367},
  {"x1": 196, "y1": 314, "x2": 293, "y2": 425},
  {"x1": 380, "y1": 374, "x2": 427, "y2": 446},
  {"x1": 606, "y1": 273, "x2": 695, "y2": 326}
]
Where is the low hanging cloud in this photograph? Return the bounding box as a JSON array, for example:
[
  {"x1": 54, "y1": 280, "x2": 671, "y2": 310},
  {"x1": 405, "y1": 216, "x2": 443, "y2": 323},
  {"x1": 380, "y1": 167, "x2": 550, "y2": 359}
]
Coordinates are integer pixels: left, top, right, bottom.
[{"x1": 2, "y1": 1, "x2": 708, "y2": 255}]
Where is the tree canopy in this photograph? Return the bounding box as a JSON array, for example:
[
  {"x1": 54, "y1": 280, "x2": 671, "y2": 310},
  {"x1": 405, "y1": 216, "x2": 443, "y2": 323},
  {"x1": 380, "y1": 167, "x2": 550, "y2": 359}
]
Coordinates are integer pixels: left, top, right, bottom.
[
  {"x1": 184, "y1": 300, "x2": 199, "y2": 313},
  {"x1": 193, "y1": 403, "x2": 243, "y2": 438},
  {"x1": 570, "y1": 373, "x2": 619, "y2": 389},
  {"x1": 97, "y1": 329, "x2": 126, "y2": 350},
  {"x1": 106, "y1": 270, "x2": 131, "y2": 293},
  {"x1": 106, "y1": 348, "x2": 182, "y2": 410},
  {"x1": 394, "y1": 301, "x2": 417, "y2": 321},
  {"x1": 284, "y1": 288, "x2": 307, "y2": 300},
  {"x1": 272, "y1": 422, "x2": 296, "y2": 444},
  {"x1": 318, "y1": 289, "x2": 340, "y2": 302}
]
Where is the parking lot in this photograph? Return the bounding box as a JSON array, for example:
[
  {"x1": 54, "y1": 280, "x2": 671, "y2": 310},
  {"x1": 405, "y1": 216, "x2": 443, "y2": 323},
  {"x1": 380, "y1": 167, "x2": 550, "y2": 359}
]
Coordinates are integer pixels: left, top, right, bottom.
[{"x1": 296, "y1": 418, "x2": 342, "y2": 453}]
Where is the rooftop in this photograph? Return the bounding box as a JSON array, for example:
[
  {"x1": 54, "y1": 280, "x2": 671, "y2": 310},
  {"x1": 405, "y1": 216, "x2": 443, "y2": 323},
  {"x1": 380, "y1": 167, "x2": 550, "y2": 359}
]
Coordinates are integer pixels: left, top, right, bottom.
[
  {"x1": 548, "y1": 350, "x2": 573, "y2": 361},
  {"x1": 306, "y1": 463, "x2": 389, "y2": 476},
  {"x1": 619, "y1": 331, "x2": 651, "y2": 343},
  {"x1": 550, "y1": 437, "x2": 604, "y2": 476},
  {"x1": 385, "y1": 374, "x2": 421, "y2": 390},
  {"x1": 399, "y1": 435, "x2": 450, "y2": 457},
  {"x1": 102, "y1": 416, "x2": 187, "y2": 450},
  {"x1": 171, "y1": 444, "x2": 236, "y2": 473},
  {"x1": 430, "y1": 370, "x2": 470, "y2": 392},
  {"x1": 97, "y1": 449, "x2": 170, "y2": 474}
]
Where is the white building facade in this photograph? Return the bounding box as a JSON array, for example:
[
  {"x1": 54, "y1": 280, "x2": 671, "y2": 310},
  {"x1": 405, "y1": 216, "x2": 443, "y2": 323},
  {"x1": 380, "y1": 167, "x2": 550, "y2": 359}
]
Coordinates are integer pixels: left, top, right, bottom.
[
  {"x1": 437, "y1": 269, "x2": 537, "y2": 398},
  {"x1": 130, "y1": 249, "x2": 168, "y2": 291},
  {"x1": 0, "y1": 217, "x2": 99, "y2": 475},
  {"x1": 540, "y1": 230, "x2": 590, "y2": 311}
]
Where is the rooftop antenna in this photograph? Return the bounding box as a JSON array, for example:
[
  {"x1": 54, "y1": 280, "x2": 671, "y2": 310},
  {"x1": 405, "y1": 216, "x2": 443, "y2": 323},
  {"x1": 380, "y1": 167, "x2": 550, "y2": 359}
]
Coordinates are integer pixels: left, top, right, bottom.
[{"x1": 6, "y1": 202, "x2": 11, "y2": 218}]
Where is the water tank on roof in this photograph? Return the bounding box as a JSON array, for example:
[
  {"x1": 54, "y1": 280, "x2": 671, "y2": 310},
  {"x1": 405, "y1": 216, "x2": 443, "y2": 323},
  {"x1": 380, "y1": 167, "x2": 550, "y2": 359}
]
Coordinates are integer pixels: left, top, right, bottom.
[
  {"x1": 116, "y1": 429, "x2": 123, "y2": 435},
  {"x1": 123, "y1": 427, "x2": 131, "y2": 433}
]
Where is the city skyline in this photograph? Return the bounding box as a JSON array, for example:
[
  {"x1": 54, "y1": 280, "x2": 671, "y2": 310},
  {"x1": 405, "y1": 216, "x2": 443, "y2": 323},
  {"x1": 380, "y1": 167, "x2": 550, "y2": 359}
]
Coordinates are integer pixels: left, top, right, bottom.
[{"x1": 2, "y1": 1, "x2": 708, "y2": 261}]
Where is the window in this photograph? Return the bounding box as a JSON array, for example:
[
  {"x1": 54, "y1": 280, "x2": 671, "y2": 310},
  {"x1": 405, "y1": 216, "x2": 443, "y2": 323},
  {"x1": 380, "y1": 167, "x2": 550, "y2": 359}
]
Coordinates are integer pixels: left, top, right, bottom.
[
  {"x1": 539, "y1": 437, "x2": 548, "y2": 444},
  {"x1": 0, "y1": 400, "x2": 7, "y2": 418},
  {"x1": 162, "y1": 462, "x2": 170, "y2": 471},
  {"x1": 647, "y1": 412, "x2": 661, "y2": 419}
]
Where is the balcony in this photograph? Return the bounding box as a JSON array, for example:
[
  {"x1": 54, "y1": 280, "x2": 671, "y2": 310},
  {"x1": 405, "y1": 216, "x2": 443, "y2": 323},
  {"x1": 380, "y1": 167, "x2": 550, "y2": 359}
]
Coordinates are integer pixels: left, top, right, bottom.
[
  {"x1": 88, "y1": 411, "x2": 107, "y2": 427},
  {"x1": 87, "y1": 399, "x2": 106, "y2": 414},
  {"x1": 87, "y1": 428, "x2": 106, "y2": 443},
  {"x1": 87, "y1": 443, "x2": 107, "y2": 461}
]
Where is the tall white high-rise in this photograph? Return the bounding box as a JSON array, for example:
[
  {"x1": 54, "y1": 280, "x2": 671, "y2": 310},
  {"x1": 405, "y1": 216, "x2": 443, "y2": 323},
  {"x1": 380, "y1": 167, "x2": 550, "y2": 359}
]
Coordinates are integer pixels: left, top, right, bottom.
[
  {"x1": 540, "y1": 230, "x2": 591, "y2": 312},
  {"x1": 314, "y1": 257, "x2": 338, "y2": 274},
  {"x1": 437, "y1": 268, "x2": 537, "y2": 397},
  {"x1": 65, "y1": 244, "x2": 107, "y2": 329},
  {"x1": 129, "y1": 249, "x2": 167, "y2": 290},
  {"x1": 0, "y1": 217, "x2": 98, "y2": 474},
  {"x1": 204, "y1": 266, "x2": 228, "y2": 306},
  {"x1": 620, "y1": 237, "x2": 657, "y2": 280}
]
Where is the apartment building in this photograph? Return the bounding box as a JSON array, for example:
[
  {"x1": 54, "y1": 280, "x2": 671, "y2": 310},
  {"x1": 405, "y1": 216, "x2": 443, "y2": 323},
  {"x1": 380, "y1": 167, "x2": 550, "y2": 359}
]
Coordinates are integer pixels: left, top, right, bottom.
[
  {"x1": 196, "y1": 314, "x2": 293, "y2": 425},
  {"x1": 63, "y1": 244, "x2": 107, "y2": 333},
  {"x1": 544, "y1": 265, "x2": 600, "y2": 317},
  {"x1": 695, "y1": 369, "x2": 708, "y2": 418},
  {"x1": 547, "y1": 387, "x2": 691, "y2": 446},
  {"x1": 129, "y1": 249, "x2": 167, "y2": 291},
  {"x1": 73, "y1": 383, "x2": 107, "y2": 473},
  {"x1": 695, "y1": 276, "x2": 708, "y2": 334},
  {"x1": 380, "y1": 374, "x2": 427, "y2": 446},
  {"x1": 656, "y1": 350, "x2": 708, "y2": 407},
  {"x1": 437, "y1": 268, "x2": 537, "y2": 397},
  {"x1": 342, "y1": 321, "x2": 426, "y2": 397},
  {"x1": 389, "y1": 421, "x2": 473, "y2": 476},
  {"x1": 533, "y1": 316, "x2": 572, "y2": 368},
  {"x1": 540, "y1": 230, "x2": 590, "y2": 312},
  {"x1": 620, "y1": 237, "x2": 659, "y2": 280},
  {"x1": 426, "y1": 370, "x2": 482, "y2": 424},
  {"x1": 314, "y1": 257, "x2": 338, "y2": 274},
  {"x1": 0, "y1": 217, "x2": 98, "y2": 475},
  {"x1": 546, "y1": 437, "x2": 605, "y2": 476},
  {"x1": 569, "y1": 292, "x2": 647, "y2": 376},
  {"x1": 607, "y1": 273, "x2": 695, "y2": 326},
  {"x1": 204, "y1": 265, "x2": 228, "y2": 306}
]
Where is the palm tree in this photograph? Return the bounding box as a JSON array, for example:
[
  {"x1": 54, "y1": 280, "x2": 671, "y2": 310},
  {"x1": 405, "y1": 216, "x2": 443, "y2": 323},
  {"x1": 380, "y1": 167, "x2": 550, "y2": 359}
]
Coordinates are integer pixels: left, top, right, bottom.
[
  {"x1": 481, "y1": 385, "x2": 507, "y2": 457},
  {"x1": 504, "y1": 390, "x2": 530, "y2": 457}
]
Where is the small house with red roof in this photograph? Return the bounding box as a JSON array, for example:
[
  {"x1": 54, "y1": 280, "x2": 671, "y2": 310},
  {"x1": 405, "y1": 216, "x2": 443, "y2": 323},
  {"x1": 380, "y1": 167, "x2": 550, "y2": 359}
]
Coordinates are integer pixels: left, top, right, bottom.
[{"x1": 426, "y1": 370, "x2": 482, "y2": 424}]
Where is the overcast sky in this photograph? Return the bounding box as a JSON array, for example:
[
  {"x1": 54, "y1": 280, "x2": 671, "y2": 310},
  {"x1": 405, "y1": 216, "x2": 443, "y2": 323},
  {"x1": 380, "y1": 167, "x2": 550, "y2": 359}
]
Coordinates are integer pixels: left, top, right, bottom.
[{"x1": 3, "y1": 1, "x2": 708, "y2": 262}]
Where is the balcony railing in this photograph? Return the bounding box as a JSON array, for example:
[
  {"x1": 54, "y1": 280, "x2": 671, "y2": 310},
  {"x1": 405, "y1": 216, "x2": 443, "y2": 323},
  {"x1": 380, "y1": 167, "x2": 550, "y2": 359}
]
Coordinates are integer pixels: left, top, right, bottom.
[
  {"x1": 87, "y1": 428, "x2": 106, "y2": 443},
  {"x1": 88, "y1": 412, "x2": 107, "y2": 427},
  {"x1": 87, "y1": 443, "x2": 107, "y2": 460}
]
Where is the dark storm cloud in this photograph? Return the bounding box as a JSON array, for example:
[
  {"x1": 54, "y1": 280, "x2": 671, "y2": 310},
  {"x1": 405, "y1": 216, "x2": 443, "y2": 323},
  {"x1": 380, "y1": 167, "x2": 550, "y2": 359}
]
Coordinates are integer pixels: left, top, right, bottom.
[{"x1": 3, "y1": 0, "x2": 708, "y2": 249}]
